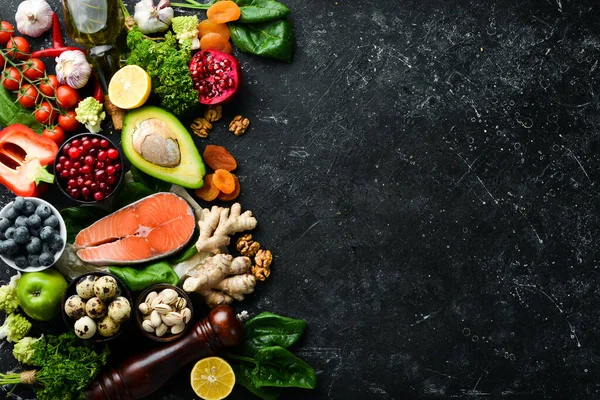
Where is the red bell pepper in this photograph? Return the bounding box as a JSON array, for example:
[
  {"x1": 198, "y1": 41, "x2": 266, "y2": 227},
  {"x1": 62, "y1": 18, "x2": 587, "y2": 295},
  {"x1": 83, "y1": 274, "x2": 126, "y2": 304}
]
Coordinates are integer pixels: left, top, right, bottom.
[{"x1": 0, "y1": 124, "x2": 58, "y2": 197}]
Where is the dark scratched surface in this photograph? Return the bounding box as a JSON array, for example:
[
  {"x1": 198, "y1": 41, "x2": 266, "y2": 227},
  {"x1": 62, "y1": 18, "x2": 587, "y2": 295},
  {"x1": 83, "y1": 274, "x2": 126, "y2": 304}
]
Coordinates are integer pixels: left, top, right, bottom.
[{"x1": 1, "y1": 0, "x2": 600, "y2": 399}]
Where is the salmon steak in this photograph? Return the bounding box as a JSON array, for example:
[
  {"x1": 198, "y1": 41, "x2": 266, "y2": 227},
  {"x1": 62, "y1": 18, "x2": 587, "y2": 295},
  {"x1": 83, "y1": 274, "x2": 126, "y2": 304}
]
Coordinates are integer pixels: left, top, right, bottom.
[{"x1": 74, "y1": 192, "x2": 196, "y2": 265}]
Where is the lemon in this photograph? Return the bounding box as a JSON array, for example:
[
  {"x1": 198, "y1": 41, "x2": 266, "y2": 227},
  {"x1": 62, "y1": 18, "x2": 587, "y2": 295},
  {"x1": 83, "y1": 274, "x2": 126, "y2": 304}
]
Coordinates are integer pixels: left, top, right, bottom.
[
  {"x1": 107, "y1": 65, "x2": 151, "y2": 109},
  {"x1": 190, "y1": 357, "x2": 235, "y2": 400}
]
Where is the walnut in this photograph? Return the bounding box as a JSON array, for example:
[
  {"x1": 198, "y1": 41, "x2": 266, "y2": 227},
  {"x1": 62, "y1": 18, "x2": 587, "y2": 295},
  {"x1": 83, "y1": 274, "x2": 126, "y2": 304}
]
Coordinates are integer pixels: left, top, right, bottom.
[
  {"x1": 252, "y1": 249, "x2": 272, "y2": 281},
  {"x1": 236, "y1": 234, "x2": 261, "y2": 257},
  {"x1": 204, "y1": 105, "x2": 223, "y2": 123},
  {"x1": 191, "y1": 117, "x2": 212, "y2": 138},
  {"x1": 229, "y1": 115, "x2": 250, "y2": 136}
]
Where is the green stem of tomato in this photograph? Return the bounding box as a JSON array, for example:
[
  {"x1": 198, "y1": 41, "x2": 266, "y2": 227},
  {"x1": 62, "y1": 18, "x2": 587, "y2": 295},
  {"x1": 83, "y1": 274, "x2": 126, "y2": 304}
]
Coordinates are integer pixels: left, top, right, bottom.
[{"x1": 171, "y1": 2, "x2": 210, "y2": 9}]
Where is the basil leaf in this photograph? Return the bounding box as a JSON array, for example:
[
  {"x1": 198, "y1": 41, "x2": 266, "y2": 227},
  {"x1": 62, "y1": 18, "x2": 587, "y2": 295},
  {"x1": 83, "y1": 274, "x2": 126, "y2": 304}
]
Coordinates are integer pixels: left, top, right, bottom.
[
  {"x1": 0, "y1": 85, "x2": 43, "y2": 133},
  {"x1": 131, "y1": 165, "x2": 172, "y2": 192},
  {"x1": 251, "y1": 346, "x2": 317, "y2": 389},
  {"x1": 112, "y1": 182, "x2": 154, "y2": 210},
  {"x1": 229, "y1": 20, "x2": 294, "y2": 62},
  {"x1": 109, "y1": 261, "x2": 179, "y2": 292},
  {"x1": 60, "y1": 206, "x2": 109, "y2": 243},
  {"x1": 235, "y1": 0, "x2": 291, "y2": 23},
  {"x1": 232, "y1": 364, "x2": 281, "y2": 400},
  {"x1": 244, "y1": 312, "x2": 306, "y2": 356}
]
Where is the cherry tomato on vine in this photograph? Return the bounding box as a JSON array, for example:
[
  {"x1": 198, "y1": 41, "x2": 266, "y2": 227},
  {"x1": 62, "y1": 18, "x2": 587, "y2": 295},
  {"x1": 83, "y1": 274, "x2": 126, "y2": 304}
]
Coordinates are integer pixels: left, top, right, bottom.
[
  {"x1": 17, "y1": 84, "x2": 39, "y2": 108},
  {"x1": 39, "y1": 75, "x2": 59, "y2": 97},
  {"x1": 56, "y1": 85, "x2": 79, "y2": 109},
  {"x1": 58, "y1": 110, "x2": 80, "y2": 132},
  {"x1": 2, "y1": 67, "x2": 21, "y2": 91},
  {"x1": 41, "y1": 125, "x2": 65, "y2": 146},
  {"x1": 0, "y1": 21, "x2": 14, "y2": 46},
  {"x1": 22, "y1": 58, "x2": 46, "y2": 80},
  {"x1": 5, "y1": 36, "x2": 30, "y2": 60},
  {"x1": 35, "y1": 102, "x2": 57, "y2": 125}
]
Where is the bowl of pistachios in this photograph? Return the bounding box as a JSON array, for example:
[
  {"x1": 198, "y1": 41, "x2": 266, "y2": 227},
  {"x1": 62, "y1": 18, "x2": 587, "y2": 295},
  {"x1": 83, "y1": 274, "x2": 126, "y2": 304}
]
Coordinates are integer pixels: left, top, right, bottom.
[{"x1": 135, "y1": 284, "x2": 194, "y2": 343}]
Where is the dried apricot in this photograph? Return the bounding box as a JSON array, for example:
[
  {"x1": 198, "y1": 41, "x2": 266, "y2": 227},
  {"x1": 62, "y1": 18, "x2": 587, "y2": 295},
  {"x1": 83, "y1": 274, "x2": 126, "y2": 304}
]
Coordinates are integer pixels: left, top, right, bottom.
[
  {"x1": 203, "y1": 144, "x2": 237, "y2": 171},
  {"x1": 200, "y1": 32, "x2": 233, "y2": 54},
  {"x1": 217, "y1": 174, "x2": 240, "y2": 201},
  {"x1": 198, "y1": 19, "x2": 231, "y2": 40},
  {"x1": 207, "y1": 0, "x2": 241, "y2": 24},
  {"x1": 213, "y1": 169, "x2": 236, "y2": 194},
  {"x1": 195, "y1": 174, "x2": 220, "y2": 202}
]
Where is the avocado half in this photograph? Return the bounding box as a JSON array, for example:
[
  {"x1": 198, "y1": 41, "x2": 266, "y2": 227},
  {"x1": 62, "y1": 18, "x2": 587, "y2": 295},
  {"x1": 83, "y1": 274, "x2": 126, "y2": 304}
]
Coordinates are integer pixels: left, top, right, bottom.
[{"x1": 122, "y1": 106, "x2": 205, "y2": 189}]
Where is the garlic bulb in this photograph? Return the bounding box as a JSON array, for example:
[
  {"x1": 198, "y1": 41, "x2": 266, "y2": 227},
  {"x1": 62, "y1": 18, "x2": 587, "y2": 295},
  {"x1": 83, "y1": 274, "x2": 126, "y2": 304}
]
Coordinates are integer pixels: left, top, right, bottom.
[
  {"x1": 15, "y1": 0, "x2": 53, "y2": 38},
  {"x1": 134, "y1": 0, "x2": 174, "y2": 34},
  {"x1": 56, "y1": 50, "x2": 92, "y2": 89}
]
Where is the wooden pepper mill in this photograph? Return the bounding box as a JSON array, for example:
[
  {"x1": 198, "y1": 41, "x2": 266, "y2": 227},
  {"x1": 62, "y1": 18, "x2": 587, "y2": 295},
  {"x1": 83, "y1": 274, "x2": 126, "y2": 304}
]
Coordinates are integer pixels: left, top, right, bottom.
[{"x1": 85, "y1": 305, "x2": 243, "y2": 400}]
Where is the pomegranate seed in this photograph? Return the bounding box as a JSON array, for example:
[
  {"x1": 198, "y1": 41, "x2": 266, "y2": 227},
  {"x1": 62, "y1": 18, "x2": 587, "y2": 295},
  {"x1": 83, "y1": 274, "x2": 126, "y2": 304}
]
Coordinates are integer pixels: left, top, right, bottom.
[
  {"x1": 107, "y1": 148, "x2": 119, "y2": 160},
  {"x1": 106, "y1": 175, "x2": 117, "y2": 185},
  {"x1": 98, "y1": 150, "x2": 107, "y2": 161},
  {"x1": 68, "y1": 147, "x2": 81, "y2": 159},
  {"x1": 94, "y1": 192, "x2": 104, "y2": 201},
  {"x1": 100, "y1": 139, "x2": 109, "y2": 149},
  {"x1": 106, "y1": 165, "x2": 115, "y2": 175}
]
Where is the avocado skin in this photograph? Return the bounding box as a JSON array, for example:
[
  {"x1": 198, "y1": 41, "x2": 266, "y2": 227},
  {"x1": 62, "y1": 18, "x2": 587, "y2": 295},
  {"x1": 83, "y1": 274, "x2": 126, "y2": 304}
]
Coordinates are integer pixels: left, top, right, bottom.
[{"x1": 122, "y1": 106, "x2": 205, "y2": 189}]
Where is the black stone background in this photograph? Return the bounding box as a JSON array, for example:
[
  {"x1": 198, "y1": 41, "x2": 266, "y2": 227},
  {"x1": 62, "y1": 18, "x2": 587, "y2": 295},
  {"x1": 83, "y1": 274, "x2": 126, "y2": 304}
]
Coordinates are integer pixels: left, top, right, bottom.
[{"x1": 1, "y1": 0, "x2": 600, "y2": 399}]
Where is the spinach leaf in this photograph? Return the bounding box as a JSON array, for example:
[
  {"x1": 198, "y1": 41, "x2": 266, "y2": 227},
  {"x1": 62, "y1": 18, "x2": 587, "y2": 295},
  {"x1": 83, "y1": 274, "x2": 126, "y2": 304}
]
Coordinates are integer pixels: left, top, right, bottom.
[
  {"x1": 252, "y1": 346, "x2": 317, "y2": 389},
  {"x1": 60, "y1": 206, "x2": 109, "y2": 243},
  {"x1": 0, "y1": 85, "x2": 43, "y2": 132},
  {"x1": 113, "y1": 182, "x2": 154, "y2": 210},
  {"x1": 244, "y1": 312, "x2": 306, "y2": 356},
  {"x1": 232, "y1": 364, "x2": 281, "y2": 400},
  {"x1": 131, "y1": 165, "x2": 172, "y2": 192},
  {"x1": 229, "y1": 20, "x2": 294, "y2": 62},
  {"x1": 109, "y1": 261, "x2": 179, "y2": 292},
  {"x1": 235, "y1": 0, "x2": 291, "y2": 23},
  {"x1": 169, "y1": 242, "x2": 198, "y2": 264}
]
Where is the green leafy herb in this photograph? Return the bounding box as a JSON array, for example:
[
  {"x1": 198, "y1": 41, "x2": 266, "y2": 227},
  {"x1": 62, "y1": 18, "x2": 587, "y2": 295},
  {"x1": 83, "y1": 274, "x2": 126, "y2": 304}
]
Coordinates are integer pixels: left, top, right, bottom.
[
  {"x1": 229, "y1": 20, "x2": 294, "y2": 62},
  {"x1": 0, "y1": 85, "x2": 43, "y2": 133},
  {"x1": 131, "y1": 165, "x2": 172, "y2": 192},
  {"x1": 244, "y1": 312, "x2": 306, "y2": 356},
  {"x1": 235, "y1": 0, "x2": 291, "y2": 23},
  {"x1": 113, "y1": 182, "x2": 154, "y2": 210},
  {"x1": 169, "y1": 242, "x2": 198, "y2": 264},
  {"x1": 252, "y1": 346, "x2": 316, "y2": 389},
  {"x1": 232, "y1": 364, "x2": 281, "y2": 400},
  {"x1": 60, "y1": 206, "x2": 109, "y2": 243},
  {"x1": 109, "y1": 261, "x2": 179, "y2": 292}
]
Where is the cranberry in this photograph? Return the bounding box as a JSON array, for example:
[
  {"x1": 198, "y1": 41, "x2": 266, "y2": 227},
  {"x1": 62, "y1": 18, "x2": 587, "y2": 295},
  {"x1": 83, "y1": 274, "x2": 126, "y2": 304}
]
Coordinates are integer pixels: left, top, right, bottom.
[
  {"x1": 82, "y1": 140, "x2": 92, "y2": 151},
  {"x1": 67, "y1": 178, "x2": 77, "y2": 188},
  {"x1": 73, "y1": 161, "x2": 81, "y2": 169},
  {"x1": 90, "y1": 183, "x2": 99, "y2": 191},
  {"x1": 77, "y1": 177, "x2": 85, "y2": 187},
  {"x1": 81, "y1": 187, "x2": 91, "y2": 197},
  {"x1": 95, "y1": 170, "x2": 106, "y2": 181},
  {"x1": 100, "y1": 139, "x2": 109, "y2": 149},
  {"x1": 58, "y1": 155, "x2": 66, "y2": 163},
  {"x1": 81, "y1": 165, "x2": 91, "y2": 174},
  {"x1": 107, "y1": 148, "x2": 119, "y2": 160},
  {"x1": 64, "y1": 160, "x2": 72, "y2": 169},
  {"x1": 83, "y1": 174, "x2": 93, "y2": 181},
  {"x1": 89, "y1": 148, "x2": 98, "y2": 156},
  {"x1": 60, "y1": 170, "x2": 69, "y2": 178},
  {"x1": 71, "y1": 139, "x2": 81, "y2": 147},
  {"x1": 96, "y1": 161, "x2": 104, "y2": 169},
  {"x1": 62, "y1": 143, "x2": 71, "y2": 155},
  {"x1": 84, "y1": 156, "x2": 95, "y2": 166},
  {"x1": 114, "y1": 163, "x2": 122, "y2": 172},
  {"x1": 84, "y1": 179, "x2": 93, "y2": 187},
  {"x1": 69, "y1": 168, "x2": 78, "y2": 177},
  {"x1": 68, "y1": 146, "x2": 81, "y2": 159},
  {"x1": 69, "y1": 188, "x2": 80, "y2": 198},
  {"x1": 94, "y1": 191, "x2": 104, "y2": 201},
  {"x1": 99, "y1": 182, "x2": 107, "y2": 191},
  {"x1": 55, "y1": 163, "x2": 63, "y2": 172},
  {"x1": 105, "y1": 165, "x2": 115, "y2": 175},
  {"x1": 98, "y1": 150, "x2": 107, "y2": 161}
]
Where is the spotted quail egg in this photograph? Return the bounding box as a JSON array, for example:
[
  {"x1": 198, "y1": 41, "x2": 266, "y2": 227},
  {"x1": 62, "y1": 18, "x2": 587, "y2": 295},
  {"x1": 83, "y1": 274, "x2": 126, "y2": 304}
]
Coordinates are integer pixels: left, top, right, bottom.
[
  {"x1": 108, "y1": 296, "x2": 131, "y2": 324},
  {"x1": 76, "y1": 275, "x2": 97, "y2": 299},
  {"x1": 97, "y1": 316, "x2": 120, "y2": 337},
  {"x1": 64, "y1": 295, "x2": 86, "y2": 319},
  {"x1": 94, "y1": 276, "x2": 118, "y2": 301},
  {"x1": 74, "y1": 316, "x2": 97, "y2": 339},
  {"x1": 85, "y1": 297, "x2": 107, "y2": 319}
]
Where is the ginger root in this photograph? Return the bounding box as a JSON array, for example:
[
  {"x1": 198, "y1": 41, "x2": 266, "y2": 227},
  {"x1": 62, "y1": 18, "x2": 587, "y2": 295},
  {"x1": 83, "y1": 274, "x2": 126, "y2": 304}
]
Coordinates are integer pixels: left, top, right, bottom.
[
  {"x1": 196, "y1": 203, "x2": 257, "y2": 254},
  {"x1": 183, "y1": 254, "x2": 256, "y2": 307}
]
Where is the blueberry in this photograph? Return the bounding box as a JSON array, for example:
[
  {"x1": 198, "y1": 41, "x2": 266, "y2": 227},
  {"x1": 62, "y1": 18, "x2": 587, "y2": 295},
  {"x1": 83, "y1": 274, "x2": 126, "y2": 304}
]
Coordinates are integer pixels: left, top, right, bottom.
[
  {"x1": 29, "y1": 226, "x2": 41, "y2": 238},
  {"x1": 14, "y1": 255, "x2": 27, "y2": 269},
  {"x1": 39, "y1": 252, "x2": 54, "y2": 266},
  {"x1": 27, "y1": 214, "x2": 42, "y2": 228},
  {"x1": 49, "y1": 234, "x2": 64, "y2": 251},
  {"x1": 0, "y1": 217, "x2": 10, "y2": 232},
  {"x1": 15, "y1": 215, "x2": 29, "y2": 228},
  {"x1": 43, "y1": 215, "x2": 59, "y2": 228},
  {"x1": 0, "y1": 232, "x2": 4, "y2": 241},
  {"x1": 35, "y1": 204, "x2": 52, "y2": 219},
  {"x1": 42, "y1": 242, "x2": 51, "y2": 254},
  {"x1": 5, "y1": 207, "x2": 19, "y2": 221},
  {"x1": 40, "y1": 226, "x2": 54, "y2": 241},
  {"x1": 3, "y1": 239, "x2": 18, "y2": 256},
  {"x1": 4, "y1": 227, "x2": 16, "y2": 240},
  {"x1": 27, "y1": 254, "x2": 39, "y2": 267},
  {"x1": 14, "y1": 227, "x2": 30, "y2": 245},
  {"x1": 22, "y1": 201, "x2": 36, "y2": 216},
  {"x1": 12, "y1": 197, "x2": 25, "y2": 211},
  {"x1": 26, "y1": 237, "x2": 42, "y2": 254}
]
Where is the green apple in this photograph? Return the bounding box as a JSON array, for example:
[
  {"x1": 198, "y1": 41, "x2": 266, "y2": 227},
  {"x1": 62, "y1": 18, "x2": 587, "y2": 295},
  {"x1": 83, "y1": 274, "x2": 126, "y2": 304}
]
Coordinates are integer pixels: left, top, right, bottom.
[{"x1": 16, "y1": 269, "x2": 68, "y2": 321}]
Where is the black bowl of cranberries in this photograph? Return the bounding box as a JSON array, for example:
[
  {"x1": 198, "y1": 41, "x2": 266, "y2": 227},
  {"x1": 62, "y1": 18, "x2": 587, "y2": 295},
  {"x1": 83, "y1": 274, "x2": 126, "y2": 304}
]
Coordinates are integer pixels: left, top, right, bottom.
[{"x1": 54, "y1": 133, "x2": 124, "y2": 203}]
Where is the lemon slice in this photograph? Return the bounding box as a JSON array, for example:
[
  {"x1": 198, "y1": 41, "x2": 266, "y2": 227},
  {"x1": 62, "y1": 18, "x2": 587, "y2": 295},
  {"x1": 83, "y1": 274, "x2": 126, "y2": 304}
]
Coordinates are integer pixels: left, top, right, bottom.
[
  {"x1": 190, "y1": 357, "x2": 235, "y2": 400},
  {"x1": 107, "y1": 65, "x2": 151, "y2": 109}
]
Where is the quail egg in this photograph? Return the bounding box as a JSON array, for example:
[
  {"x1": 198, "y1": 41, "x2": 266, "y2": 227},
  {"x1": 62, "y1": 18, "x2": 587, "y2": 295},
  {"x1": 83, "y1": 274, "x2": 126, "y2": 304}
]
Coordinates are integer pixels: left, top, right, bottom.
[
  {"x1": 74, "y1": 316, "x2": 97, "y2": 339},
  {"x1": 64, "y1": 295, "x2": 86, "y2": 319},
  {"x1": 94, "y1": 276, "x2": 118, "y2": 301},
  {"x1": 76, "y1": 275, "x2": 97, "y2": 299},
  {"x1": 85, "y1": 297, "x2": 107, "y2": 319},
  {"x1": 107, "y1": 296, "x2": 131, "y2": 324},
  {"x1": 97, "y1": 316, "x2": 120, "y2": 337}
]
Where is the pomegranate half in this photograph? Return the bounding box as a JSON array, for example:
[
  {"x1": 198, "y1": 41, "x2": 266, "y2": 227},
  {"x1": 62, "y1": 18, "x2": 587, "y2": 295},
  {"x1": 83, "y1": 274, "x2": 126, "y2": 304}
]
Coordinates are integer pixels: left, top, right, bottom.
[{"x1": 189, "y1": 50, "x2": 242, "y2": 105}]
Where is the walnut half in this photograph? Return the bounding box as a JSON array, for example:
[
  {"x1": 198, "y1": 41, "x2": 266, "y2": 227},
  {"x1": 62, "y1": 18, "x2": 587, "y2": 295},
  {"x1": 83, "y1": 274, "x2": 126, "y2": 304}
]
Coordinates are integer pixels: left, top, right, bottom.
[
  {"x1": 252, "y1": 249, "x2": 272, "y2": 281},
  {"x1": 236, "y1": 234, "x2": 261, "y2": 257},
  {"x1": 229, "y1": 115, "x2": 250, "y2": 136},
  {"x1": 191, "y1": 117, "x2": 212, "y2": 138},
  {"x1": 204, "y1": 105, "x2": 223, "y2": 123}
]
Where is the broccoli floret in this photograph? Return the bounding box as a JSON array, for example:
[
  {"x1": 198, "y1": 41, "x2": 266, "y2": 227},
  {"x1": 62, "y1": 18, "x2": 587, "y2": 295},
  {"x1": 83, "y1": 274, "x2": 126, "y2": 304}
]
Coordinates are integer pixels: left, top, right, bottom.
[
  {"x1": 0, "y1": 313, "x2": 31, "y2": 343},
  {"x1": 0, "y1": 273, "x2": 20, "y2": 314},
  {"x1": 13, "y1": 336, "x2": 44, "y2": 365},
  {"x1": 75, "y1": 97, "x2": 106, "y2": 133},
  {"x1": 171, "y1": 16, "x2": 200, "y2": 50}
]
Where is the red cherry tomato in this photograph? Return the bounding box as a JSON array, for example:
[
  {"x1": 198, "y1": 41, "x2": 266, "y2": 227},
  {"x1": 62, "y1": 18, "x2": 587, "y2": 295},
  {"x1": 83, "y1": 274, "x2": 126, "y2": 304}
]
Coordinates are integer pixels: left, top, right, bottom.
[
  {"x1": 22, "y1": 58, "x2": 46, "y2": 81},
  {"x1": 17, "y1": 84, "x2": 39, "y2": 108},
  {"x1": 5, "y1": 36, "x2": 30, "y2": 60},
  {"x1": 58, "y1": 110, "x2": 80, "y2": 132},
  {"x1": 0, "y1": 21, "x2": 14, "y2": 46},
  {"x1": 56, "y1": 85, "x2": 79, "y2": 109},
  {"x1": 35, "y1": 102, "x2": 57, "y2": 125},
  {"x1": 41, "y1": 125, "x2": 65, "y2": 146},
  {"x1": 39, "y1": 75, "x2": 59, "y2": 97},
  {"x1": 2, "y1": 67, "x2": 21, "y2": 91}
]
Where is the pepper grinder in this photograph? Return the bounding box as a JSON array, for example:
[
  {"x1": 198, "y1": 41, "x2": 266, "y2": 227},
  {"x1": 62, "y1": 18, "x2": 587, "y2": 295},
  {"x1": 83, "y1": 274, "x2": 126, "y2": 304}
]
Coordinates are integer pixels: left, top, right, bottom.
[{"x1": 85, "y1": 305, "x2": 243, "y2": 400}]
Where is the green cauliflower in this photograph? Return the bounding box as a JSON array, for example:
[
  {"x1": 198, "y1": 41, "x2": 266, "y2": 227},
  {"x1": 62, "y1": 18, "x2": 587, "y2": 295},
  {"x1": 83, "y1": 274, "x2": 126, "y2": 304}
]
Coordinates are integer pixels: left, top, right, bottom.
[
  {"x1": 171, "y1": 16, "x2": 200, "y2": 50},
  {"x1": 0, "y1": 273, "x2": 20, "y2": 314},
  {"x1": 13, "y1": 335, "x2": 44, "y2": 365},
  {"x1": 75, "y1": 97, "x2": 106, "y2": 133},
  {"x1": 0, "y1": 313, "x2": 31, "y2": 343}
]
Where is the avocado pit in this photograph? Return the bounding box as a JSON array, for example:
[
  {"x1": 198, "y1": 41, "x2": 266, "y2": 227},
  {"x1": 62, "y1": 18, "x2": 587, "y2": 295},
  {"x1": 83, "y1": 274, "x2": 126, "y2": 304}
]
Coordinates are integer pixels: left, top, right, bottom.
[{"x1": 132, "y1": 119, "x2": 181, "y2": 168}]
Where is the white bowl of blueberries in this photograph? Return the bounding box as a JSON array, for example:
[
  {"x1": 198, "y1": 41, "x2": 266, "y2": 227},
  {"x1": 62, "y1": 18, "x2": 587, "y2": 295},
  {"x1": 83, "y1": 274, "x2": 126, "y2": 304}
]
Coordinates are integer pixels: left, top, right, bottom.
[{"x1": 0, "y1": 197, "x2": 66, "y2": 272}]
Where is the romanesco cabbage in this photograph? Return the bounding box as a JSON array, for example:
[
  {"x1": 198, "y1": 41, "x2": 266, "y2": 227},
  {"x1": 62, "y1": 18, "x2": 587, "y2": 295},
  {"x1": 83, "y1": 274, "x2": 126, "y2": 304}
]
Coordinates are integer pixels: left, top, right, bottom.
[
  {"x1": 0, "y1": 273, "x2": 20, "y2": 314},
  {"x1": 171, "y1": 16, "x2": 200, "y2": 50},
  {"x1": 13, "y1": 336, "x2": 43, "y2": 365},
  {"x1": 0, "y1": 313, "x2": 31, "y2": 343},
  {"x1": 75, "y1": 97, "x2": 106, "y2": 133}
]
